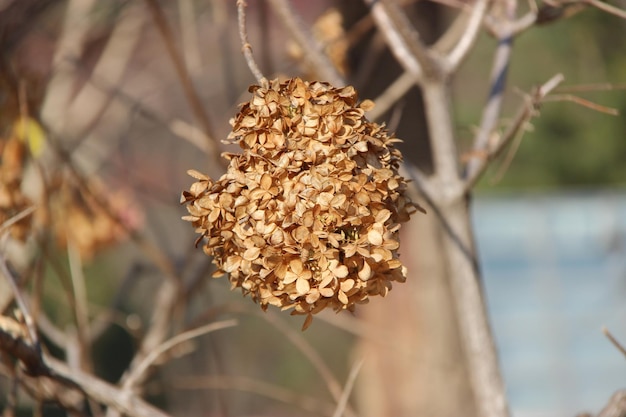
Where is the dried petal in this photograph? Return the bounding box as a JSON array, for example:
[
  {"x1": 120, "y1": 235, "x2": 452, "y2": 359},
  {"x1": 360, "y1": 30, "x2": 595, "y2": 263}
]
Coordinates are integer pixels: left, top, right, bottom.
[
  {"x1": 367, "y1": 229, "x2": 383, "y2": 246},
  {"x1": 296, "y1": 277, "x2": 310, "y2": 295}
]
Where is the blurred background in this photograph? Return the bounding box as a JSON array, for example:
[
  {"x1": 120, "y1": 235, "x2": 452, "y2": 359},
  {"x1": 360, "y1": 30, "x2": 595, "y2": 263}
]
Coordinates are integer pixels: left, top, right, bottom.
[{"x1": 0, "y1": 0, "x2": 625, "y2": 416}]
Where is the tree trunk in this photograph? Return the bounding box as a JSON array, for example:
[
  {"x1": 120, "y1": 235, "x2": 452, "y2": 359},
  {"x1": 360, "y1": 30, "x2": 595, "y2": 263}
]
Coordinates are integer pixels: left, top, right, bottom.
[{"x1": 357, "y1": 200, "x2": 477, "y2": 417}]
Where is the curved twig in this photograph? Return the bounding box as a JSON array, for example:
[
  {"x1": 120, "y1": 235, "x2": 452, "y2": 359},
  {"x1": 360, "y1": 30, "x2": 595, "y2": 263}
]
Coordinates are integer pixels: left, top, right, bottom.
[
  {"x1": 444, "y1": 0, "x2": 491, "y2": 72},
  {"x1": 367, "y1": 71, "x2": 415, "y2": 121},
  {"x1": 362, "y1": 0, "x2": 425, "y2": 82},
  {"x1": 267, "y1": 0, "x2": 345, "y2": 85},
  {"x1": 0, "y1": 206, "x2": 36, "y2": 236},
  {"x1": 0, "y1": 256, "x2": 39, "y2": 350},
  {"x1": 174, "y1": 374, "x2": 337, "y2": 416},
  {"x1": 584, "y1": 0, "x2": 626, "y2": 19},
  {"x1": 46, "y1": 356, "x2": 173, "y2": 417},
  {"x1": 464, "y1": 33, "x2": 514, "y2": 181},
  {"x1": 143, "y1": 0, "x2": 222, "y2": 163},
  {"x1": 602, "y1": 326, "x2": 626, "y2": 359},
  {"x1": 123, "y1": 319, "x2": 238, "y2": 388},
  {"x1": 237, "y1": 0, "x2": 267, "y2": 85},
  {"x1": 331, "y1": 358, "x2": 364, "y2": 417},
  {"x1": 464, "y1": 73, "x2": 565, "y2": 191}
]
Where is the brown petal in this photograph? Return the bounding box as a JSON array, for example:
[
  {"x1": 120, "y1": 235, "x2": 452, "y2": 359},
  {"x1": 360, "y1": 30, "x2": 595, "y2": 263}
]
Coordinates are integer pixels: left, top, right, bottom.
[
  {"x1": 296, "y1": 277, "x2": 310, "y2": 295},
  {"x1": 358, "y1": 261, "x2": 373, "y2": 281},
  {"x1": 367, "y1": 229, "x2": 383, "y2": 246}
]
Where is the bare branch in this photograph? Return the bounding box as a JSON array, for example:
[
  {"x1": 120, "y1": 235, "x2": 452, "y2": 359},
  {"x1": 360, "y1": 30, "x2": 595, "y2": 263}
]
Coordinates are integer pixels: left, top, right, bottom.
[
  {"x1": 399, "y1": 161, "x2": 438, "y2": 208},
  {"x1": 66, "y1": 241, "x2": 93, "y2": 372},
  {"x1": 464, "y1": 73, "x2": 565, "y2": 191},
  {"x1": 0, "y1": 206, "x2": 36, "y2": 236},
  {"x1": 331, "y1": 358, "x2": 364, "y2": 417},
  {"x1": 123, "y1": 319, "x2": 238, "y2": 389},
  {"x1": 464, "y1": 38, "x2": 513, "y2": 181},
  {"x1": 258, "y1": 310, "x2": 357, "y2": 417},
  {"x1": 0, "y1": 316, "x2": 46, "y2": 376},
  {"x1": 602, "y1": 327, "x2": 626, "y2": 359},
  {"x1": 266, "y1": 0, "x2": 345, "y2": 85},
  {"x1": 143, "y1": 0, "x2": 223, "y2": 165},
  {"x1": 597, "y1": 390, "x2": 626, "y2": 417},
  {"x1": 485, "y1": 11, "x2": 537, "y2": 37},
  {"x1": 174, "y1": 374, "x2": 337, "y2": 416},
  {"x1": 544, "y1": 94, "x2": 620, "y2": 115},
  {"x1": 422, "y1": 82, "x2": 460, "y2": 191},
  {"x1": 43, "y1": 134, "x2": 181, "y2": 283},
  {"x1": 64, "y1": 4, "x2": 147, "y2": 139},
  {"x1": 444, "y1": 0, "x2": 491, "y2": 72},
  {"x1": 41, "y1": 0, "x2": 97, "y2": 129},
  {"x1": 433, "y1": 4, "x2": 474, "y2": 53},
  {"x1": 46, "y1": 356, "x2": 174, "y2": 417},
  {"x1": 465, "y1": 0, "x2": 522, "y2": 185},
  {"x1": 584, "y1": 0, "x2": 626, "y2": 19},
  {"x1": 0, "y1": 257, "x2": 39, "y2": 350},
  {"x1": 367, "y1": 71, "x2": 415, "y2": 121},
  {"x1": 556, "y1": 82, "x2": 626, "y2": 92},
  {"x1": 237, "y1": 0, "x2": 267, "y2": 85},
  {"x1": 117, "y1": 279, "x2": 179, "y2": 387},
  {"x1": 362, "y1": 0, "x2": 426, "y2": 82}
]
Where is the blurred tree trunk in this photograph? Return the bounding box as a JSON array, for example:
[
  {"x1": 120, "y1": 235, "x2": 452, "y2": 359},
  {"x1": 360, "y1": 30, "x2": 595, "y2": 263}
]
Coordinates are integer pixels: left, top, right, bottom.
[
  {"x1": 340, "y1": 1, "x2": 477, "y2": 415},
  {"x1": 357, "y1": 213, "x2": 477, "y2": 417}
]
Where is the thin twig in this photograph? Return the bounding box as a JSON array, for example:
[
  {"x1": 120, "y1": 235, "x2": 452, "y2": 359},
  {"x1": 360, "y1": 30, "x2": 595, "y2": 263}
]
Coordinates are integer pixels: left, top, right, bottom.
[
  {"x1": 0, "y1": 206, "x2": 37, "y2": 236},
  {"x1": 64, "y1": 4, "x2": 147, "y2": 141},
  {"x1": 266, "y1": 0, "x2": 345, "y2": 85},
  {"x1": 70, "y1": 64, "x2": 216, "y2": 156},
  {"x1": 237, "y1": 0, "x2": 266, "y2": 85},
  {"x1": 489, "y1": 120, "x2": 527, "y2": 184},
  {"x1": 362, "y1": 0, "x2": 424, "y2": 82},
  {"x1": 543, "y1": 94, "x2": 619, "y2": 115},
  {"x1": 464, "y1": 73, "x2": 565, "y2": 191},
  {"x1": 367, "y1": 71, "x2": 415, "y2": 121},
  {"x1": 174, "y1": 375, "x2": 337, "y2": 417},
  {"x1": 331, "y1": 358, "x2": 364, "y2": 417},
  {"x1": 105, "y1": 278, "x2": 180, "y2": 417},
  {"x1": 422, "y1": 82, "x2": 461, "y2": 193},
  {"x1": 66, "y1": 239, "x2": 99, "y2": 416},
  {"x1": 445, "y1": 0, "x2": 491, "y2": 72},
  {"x1": 465, "y1": 0, "x2": 516, "y2": 183},
  {"x1": 185, "y1": 303, "x2": 357, "y2": 417},
  {"x1": 143, "y1": 0, "x2": 222, "y2": 162},
  {"x1": 178, "y1": 0, "x2": 203, "y2": 76},
  {"x1": 118, "y1": 279, "x2": 179, "y2": 383},
  {"x1": 45, "y1": 134, "x2": 181, "y2": 283},
  {"x1": 258, "y1": 310, "x2": 357, "y2": 417},
  {"x1": 585, "y1": 0, "x2": 626, "y2": 19},
  {"x1": 602, "y1": 326, "x2": 626, "y2": 359},
  {"x1": 123, "y1": 319, "x2": 238, "y2": 388},
  {"x1": 556, "y1": 82, "x2": 626, "y2": 92},
  {"x1": 40, "y1": 0, "x2": 97, "y2": 131},
  {"x1": 433, "y1": 3, "x2": 474, "y2": 53},
  {"x1": 597, "y1": 390, "x2": 626, "y2": 417},
  {"x1": 399, "y1": 160, "x2": 438, "y2": 206},
  {"x1": 45, "y1": 356, "x2": 174, "y2": 417},
  {"x1": 0, "y1": 255, "x2": 39, "y2": 349}
]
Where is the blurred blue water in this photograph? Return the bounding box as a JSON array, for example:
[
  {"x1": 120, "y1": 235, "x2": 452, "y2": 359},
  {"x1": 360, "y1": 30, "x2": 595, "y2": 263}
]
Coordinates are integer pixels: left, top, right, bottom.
[{"x1": 473, "y1": 191, "x2": 626, "y2": 416}]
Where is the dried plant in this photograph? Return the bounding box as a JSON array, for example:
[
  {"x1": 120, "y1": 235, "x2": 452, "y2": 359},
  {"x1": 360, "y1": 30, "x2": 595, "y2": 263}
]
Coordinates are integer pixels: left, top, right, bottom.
[
  {"x1": 1, "y1": 1, "x2": 625, "y2": 417},
  {"x1": 182, "y1": 77, "x2": 421, "y2": 329}
]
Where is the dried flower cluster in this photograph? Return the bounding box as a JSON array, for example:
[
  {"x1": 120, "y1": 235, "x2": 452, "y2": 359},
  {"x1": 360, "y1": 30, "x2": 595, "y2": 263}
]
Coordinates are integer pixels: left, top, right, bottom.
[
  {"x1": 52, "y1": 180, "x2": 143, "y2": 260},
  {"x1": 182, "y1": 77, "x2": 420, "y2": 329},
  {"x1": 0, "y1": 117, "x2": 141, "y2": 258}
]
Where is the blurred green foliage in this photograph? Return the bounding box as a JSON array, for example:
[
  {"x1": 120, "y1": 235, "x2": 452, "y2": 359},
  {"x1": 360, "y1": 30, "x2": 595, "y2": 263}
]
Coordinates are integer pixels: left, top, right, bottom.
[{"x1": 455, "y1": 11, "x2": 626, "y2": 190}]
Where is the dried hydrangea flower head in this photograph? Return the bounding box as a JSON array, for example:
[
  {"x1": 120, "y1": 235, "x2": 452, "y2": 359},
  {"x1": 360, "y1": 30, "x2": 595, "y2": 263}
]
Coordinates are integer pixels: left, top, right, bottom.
[{"x1": 181, "y1": 77, "x2": 421, "y2": 329}]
